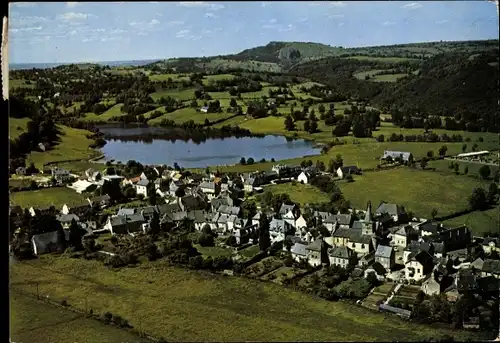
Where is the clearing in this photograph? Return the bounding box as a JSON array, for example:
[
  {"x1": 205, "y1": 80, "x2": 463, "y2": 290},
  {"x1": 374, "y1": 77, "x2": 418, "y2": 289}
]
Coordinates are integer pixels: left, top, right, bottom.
[
  {"x1": 10, "y1": 291, "x2": 149, "y2": 343},
  {"x1": 441, "y1": 206, "x2": 500, "y2": 236},
  {"x1": 9, "y1": 256, "x2": 472, "y2": 342},
  {"x1": 339, "y1": 168, "x2": 490, "y2": 219},
  {"x1": 10, "y1": 187, "x2": 87, "y2": 209},
  {"x1": 264, "y1": 182, "x2": 330, "y2": 205},
  {"x1": 9, "y1": 117, "x2": 31, "y2": 140}
]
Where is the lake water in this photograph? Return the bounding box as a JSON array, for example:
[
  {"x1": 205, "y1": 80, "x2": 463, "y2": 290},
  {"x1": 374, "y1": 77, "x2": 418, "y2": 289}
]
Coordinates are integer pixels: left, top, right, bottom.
[{"x1": 98, "y1": 126, "x2": 321, "y2": 168}]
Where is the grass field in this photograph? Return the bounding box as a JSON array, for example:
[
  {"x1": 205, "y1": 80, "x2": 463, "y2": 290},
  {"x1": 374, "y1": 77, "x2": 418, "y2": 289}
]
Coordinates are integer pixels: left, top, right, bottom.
[
  {"x1": 149, "y1": 73, "x2": 191, "y2": 82},
  {"x1": 427, "y1": 159, "x2": 499, "y2": 179},
  {"x1": 339, "y1": 168, "x2": 490, "y2": 221},
  {"x1": 82, "y1": 103, "x2": 126, "y2": 121},
  {"x1": 148, "y1": 107, "x2": 235, "y2": 125},
  {"x1": 264, "y1": 182, "x2": 330, "y2": 205},
  {"x1": 441, "y1": 206, "x2": 500, "y2": 236},
  {"x1": 9, "y1": 256, "x2": 476, "y2": 342},
  {"x1": 202, "y1": 74, "x2": 236, "y2": 84},
  {"x1": 26, "y1": 125, "x2": 98, "y2": 169},
  {"x1": 50, "y1": 160, "x2": 106, "y2": 174},
  {"x1": 150, "y1": 88, "x2": 195, "y2": 102},
  {"x1": 9, "y1": 79, "x2": 35, "y2": 89},
  {"x1": 371, "y1": 74, "x2": 408, "y2": 82},
  {"x1": 9, "y1": 117, "x2": 31, "y2": 140},
  {"x1": 193, "y1": 244, "x2": 234, "y2": 258},
  {"x1": 344, "y1": 56, "x2": 421, "y2": 63},
  {"x1": 9, "y1": 187, "x2": 87, "y2": 209},
  {"x1": 10, "y1": 291, "x2": 149, "y2": 343}
]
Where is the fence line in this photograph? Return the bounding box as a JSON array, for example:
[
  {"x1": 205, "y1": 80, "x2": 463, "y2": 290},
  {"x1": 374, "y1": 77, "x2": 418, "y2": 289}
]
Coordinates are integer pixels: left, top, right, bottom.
[{"x1": 9, "y1": 284, "x2": 165, "y2": 343}]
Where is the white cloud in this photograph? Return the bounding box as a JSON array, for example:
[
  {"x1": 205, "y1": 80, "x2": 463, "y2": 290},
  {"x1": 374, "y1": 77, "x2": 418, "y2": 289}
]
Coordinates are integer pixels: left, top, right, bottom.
[
  {"x1": 298, "y1": 17, "x2": 308, "y2": 22},
  {"x1": 269, "y1": 18, "x2": 277, "y2": 24},
  {"x1": 177, "y1": 2, "x2": 225, "y2": 10},
  {"x1": 382, "y1": 21, "x2": 396, "y2": 26},
  {"x1": 167, "y1": 20, "x2": 185, "y2": 26},
  {"x1": 436, "y1": 19, "x2": 449, "y2": 24},
  {"x1": 328, "y1": 14, "x2": 344, "y2": 19},
  {"x1": 12, "y1": 16, "x2": 49, "y2": 27},
  {"x1": 69, "y1": 30, "x2": 78, "y2": 36},
  {"x1": 129, "y1": 18, "x2": 160, "y2": 33},
  {"x1": 66, "y1": 2, "x2": 81, "y2": 8},
  {"x1": 278, "y1": 24, "x2": 294, "y2": 32},
  {"x1": 58, "y1": 12, "x2": 96, "y2": 22},
  {"x1": 338, "y1": 22, "x2": 345, "y2": 27},
  {"x1": 402, "y1": 2, "x2": 423, "y2": 10},
  {"x1": 261, "y1": 2, "x2": 271, "y2": 7},
  {"x1": 175, "y1": 29, "x2": 191, "y2": 38},
  {"x1": 204, "y1": 12, "x2": 216, "y2": 18},
  {"x1": 150, "y1": 19, "x2": 160, "y2": 25}
]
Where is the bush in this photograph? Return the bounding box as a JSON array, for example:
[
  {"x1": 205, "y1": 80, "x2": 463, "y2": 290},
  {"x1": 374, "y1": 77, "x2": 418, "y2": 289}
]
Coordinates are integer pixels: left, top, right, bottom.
[
  {"x1": 198, "y1": 233, "x2": 215, "y2": 247},
  {"x1": 60, "y1": 299, "x2": 68, "y2": 306},
  {"x1": 101, "y1": 311, "x2": 113, "y2": 324}
]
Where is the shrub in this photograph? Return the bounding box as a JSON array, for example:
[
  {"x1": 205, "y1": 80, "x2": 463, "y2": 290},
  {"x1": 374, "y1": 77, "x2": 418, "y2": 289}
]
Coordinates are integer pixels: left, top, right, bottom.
[
  {"x1": 60, "y1": 299, "x2": 68, "y2": 306},
  {"x1": 101, "y1": 311, "x2": 113, "y2": 324}
]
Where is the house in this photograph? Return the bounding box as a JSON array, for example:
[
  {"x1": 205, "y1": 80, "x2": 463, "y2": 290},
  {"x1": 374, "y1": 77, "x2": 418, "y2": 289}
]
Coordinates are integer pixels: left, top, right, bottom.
[
  {"x1": 200, "y1": 106, "x2": 209, "y2": 113},
  {"x1": 101, "y1": 175, "x2": 124, "y2": 183},
  {"x1": 336, "y1": 166, "x2": 361, "y2": 179},
  {"x1": 85, "y1": 169, "x2": 101, "y2": 182},
  {"x1": 31, "y1": 231, "x2": 66, "y2": 255},
  {"x1": 135, "y1": 179, "x2": 150, "y2": 197},
  {"x1": 405, "y1": 251, "x2": 434, "y2": 281},
  {"x1": 104, "y1": 214, "x2": 146, "y2": 235},
  {"x1": 314, "y1": 211, "x2": 337, "y2": 232},
  {"x1": 211, "y1": 195, "x2": 234, "y2": 212},
  {"x1": 217, "y1": 205, "x2": 240, "y2": 216},
  {"x1": 392, "y1": 225, "x2": 418, "y2": 249},
  {"x1": 306, "y1": 238, "x2": 329, "y2": 267},
  {"x1": 437, "y1": 226, "x2": 471, "y2": 252},
  {"x1": 419, "y1": 221, "x2": 443, "y2": 237},
  {"x1": 455, "y1": 269, "x2": 478, "y2": 293},
  {"x1": 375, "y1": 245, "x2": 395, "y2": 271},
  {"x1": 481, "y1": 259, "x2": 500, "y2": 279},
  {"x1": 61, "y1": 202, "x2": 91, "y2": 216},
  {"x1": 421, "y1": 274, "x2": 441, "y2": 296},
  {"x1": 88, "y1": 195, "x2": 111, "y2": 209},
  {"x1": 199, "y1": 181, "x2": 219, "y2": 200},
  {"x1": 282, "y1": 209, "x2": 297, "y2": 228},
  {"x1": 68, "y1": 179, "x2": 95, "y2": 194},
  {"x1": 38, "y1": 142, "x2": 50, "y2": 152},
  {"x1": 347, "y1": 233, "x2": 373, "y2": 256},
  {"x1": 328, "y1": 246, "x2": 357, "y2": 268},
  {"x1": 336, "y1": 213, "x2": 353, "y2": 229},
  {"x1": 138, "y1": 206, "x2": 158, "y2": 221},
  {"x1": 279, "y1": 203, "x2": 298, "y2": 217},
  {"x1": 180, "y1": 195, "x2": 206, "y2": 212},
  {"x1": 332, "y1": 228, "x2": 352, "y2": 247},
  {"x1": 403, "y1": 241, "x2": 432, "y2": 264},
  {"x1": 117, "y1": 207, "x2": 136, "y2": 216},
  {"x1": 381, "y1": 150, "x2": 414, "y2": 164},
  {"x1": 297, "y1": 171, "x2": 313, "y2": 184},
  {"x1": 9, "y1": 205, "x2": 23, "y2": 217},
  {"x1": 269, "y1": 219, "x2": 294, "y2": 243},
  {"x1": 15, "y1": 166, "x2": 26, "y2": 175},
  {"x1": 56, "y1": 213, "x2": 80, "y2": 229},
  {"x1": 29, "y1": 206, "x2": 54, "y2": 217},
  {"x1": 375, "y1": 202, "x2": 405, "y2": 223},
  {"x1": 51, "y1": 167, "x2": 71, "y2": 183},
  {"x1": 295, "y1": 215, "x2": 307, "y2": 231},
  {"x1": 482, "y1": 237, "x2": 500, "y2": 254},
  {"x1": 169, "y1": 180, "x2": 183, "y2": 197},
  {"x1": 290, "y1": 241, "x2": 308, "y2": 262},
  {"x1": 358, "y1": 251, "x2": 375, "y2": 267},
  {"x1": 364, "y1": 261, "x2": 387, "y2": 281}
]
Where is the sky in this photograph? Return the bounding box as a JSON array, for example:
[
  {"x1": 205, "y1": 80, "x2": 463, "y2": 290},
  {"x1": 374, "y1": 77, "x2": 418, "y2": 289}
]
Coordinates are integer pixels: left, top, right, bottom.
[{"x1": 8, "y1": 1, "x2": 499, "y2": 64}]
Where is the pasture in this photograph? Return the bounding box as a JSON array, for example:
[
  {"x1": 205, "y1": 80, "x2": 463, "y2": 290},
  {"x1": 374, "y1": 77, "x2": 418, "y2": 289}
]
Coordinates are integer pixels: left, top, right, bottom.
[
  {"x1": 9, "y1": 78, "x2": 35, "y2": 89},
  {"x1": 9, "y1": 256, "x2": 472, "y2": 342},
  {"x1": 9, "y1": 187, "x2": 87, "y2": 209},
  {"x1": 26, "y1": 125, "x2": 98, "y2": 168},
  {"x1": 339, "y1": 168, "x2": 489, "y2": 220},
  {"x1": 264, "y1": 182, "x2": 330, "y2": 205},
  {"x1": 148, "y1": 107, "x2": 235, "y2": 125},
  {"x1": 441, "y1": 206, "x2": 500, "y2": 236},
  {"x1": 344, "y1": 56, "x2": 421, "y2": 63},
  {"x1": 10, "y1": 292, "x2": 149, "y2": 343},
  {"x1": 150, "y1": 88, "x2": 195, "y2": 102},
  {"x1": 82, "y1": 103, "x2": 126, "y2": 121},
  {"x1": 9, "y1": 117, "x2": 31, "y2": 140}
]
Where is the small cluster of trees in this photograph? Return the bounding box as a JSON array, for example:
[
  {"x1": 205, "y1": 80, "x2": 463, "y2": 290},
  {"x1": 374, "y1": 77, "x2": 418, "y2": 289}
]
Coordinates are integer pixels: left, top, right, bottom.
[{"x1": 468, "y1": 183, "x2": 498, "y2": 210}]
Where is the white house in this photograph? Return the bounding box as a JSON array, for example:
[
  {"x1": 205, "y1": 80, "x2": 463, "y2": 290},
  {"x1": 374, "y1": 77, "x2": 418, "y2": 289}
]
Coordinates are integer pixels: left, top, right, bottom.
[
  {"x1": 295, "y1": 215, "x2": 307, "y2": 231},
  {"x1": 405, "y1": 251, "x2": 434, "y2": 281},
  {"x1": 200, "y1": 106, "x2": 209, "y2": 113},
  {"x1": 328, "y1": 246, "x2": 357, "y2": 268},
  {"x1": 282, "y1": 209, "x2": 297, "y2": 227},
  {"x1": 336, "y1": 166, "x2": 361, "y2": 179},
  {"x1": 135, "y1": 179, "x2": 150, "y2": 197},
  {"x1": 297, "y1": 171, "x2": 311, "y2": 184},
  {"x1": 67, "y1": 179, "x2": 94, "y2": 194},
  {"x1": 290, "y1": 241, "x2": 308, "y2": 262},
  {"x1": 140, "y1": 172, "x2": 149, "y2": 180},
  {"x1": 199, "y1": 181, "x2": 218, "y2": 200}
]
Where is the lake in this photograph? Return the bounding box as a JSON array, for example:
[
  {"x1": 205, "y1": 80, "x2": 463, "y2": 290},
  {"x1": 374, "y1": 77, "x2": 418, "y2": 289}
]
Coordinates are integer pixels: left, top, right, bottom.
[{"x1": 97, "y1": 125, "x2": 321, "y2": 168}]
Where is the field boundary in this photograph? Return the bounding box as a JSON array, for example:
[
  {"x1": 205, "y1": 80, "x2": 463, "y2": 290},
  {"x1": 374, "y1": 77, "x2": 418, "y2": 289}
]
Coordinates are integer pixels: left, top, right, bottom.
[{"x1": 9, "y1": 285, "x2": 163, "y2": 343}]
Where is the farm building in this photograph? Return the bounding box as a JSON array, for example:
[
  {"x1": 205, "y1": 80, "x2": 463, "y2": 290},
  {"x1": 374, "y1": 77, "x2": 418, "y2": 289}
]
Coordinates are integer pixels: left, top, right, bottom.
[
  {"x1": 381, "y1": 151, "x2": 413, "y2": 164},
  {"x1": 455, "y1": 151, "x2": 490, "y2": 158}
]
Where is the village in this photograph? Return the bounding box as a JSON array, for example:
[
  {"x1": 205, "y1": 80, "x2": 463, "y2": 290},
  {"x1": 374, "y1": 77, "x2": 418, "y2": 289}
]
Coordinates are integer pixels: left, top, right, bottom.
[{"x1": 9, "y1": 147, "x2": 499, "y2": 334}]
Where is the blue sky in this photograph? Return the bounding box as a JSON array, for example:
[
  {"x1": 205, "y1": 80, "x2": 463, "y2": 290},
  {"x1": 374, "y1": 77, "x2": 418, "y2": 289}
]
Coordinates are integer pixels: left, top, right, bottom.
[{"x1": 9, "y1": 1, "x2": 499, "y2": 64}]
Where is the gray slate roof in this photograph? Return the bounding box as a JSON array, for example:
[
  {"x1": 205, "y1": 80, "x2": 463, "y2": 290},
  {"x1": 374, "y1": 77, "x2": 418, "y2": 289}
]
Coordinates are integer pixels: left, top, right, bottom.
[
  {"x1": 279, "y1": 203, "x2": 295, "y2": 215},
  {"x1": 136, "y1": 179, "x2": 150, "y2": 187},
  {"x1": 329, "y1": 246, "x2": 354, "y2": 259},
  {"x1": 56, "y1": 213, "x2": 80, "y2": 223},
  {"x1": 482, "y1": 259, "x2": 500, "y2": 274},
  {"x1": 376, "y1": 202, "x2": 401, "y2": 216},
  {"x1": 375, "y1": 245, "x2": 393, "y2": 259},
  {"x1": 117, "y1": 208, "x2": 136, "y2": 216},
  {"x1": 291, "y1": 242, "x2": 308, "y2": 257}
]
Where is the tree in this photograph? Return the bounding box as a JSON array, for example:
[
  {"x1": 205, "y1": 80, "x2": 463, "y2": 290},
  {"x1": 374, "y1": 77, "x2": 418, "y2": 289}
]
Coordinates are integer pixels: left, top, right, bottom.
[
  {"x1": 198, "y1": 233, "x2": 215, "y2": 247},
  {"x1": 240, "y1": 157, "x2": 246, "y2": 165},
  {"x1": 461, "y1": 144, "x2": 467, "y2": 153},
  {"x1": 303, "y1": 119, "x2": 310, "y2": 132},
  {"x1": 487, "y1": 182, "x2": 498, "y2": 205},
  {"x1": 149, "y1": 211, "x2": 161, "y2": 236},
  {"x1": 438, "y1": 145, "x2": 448, "y2": 157},
  {"x1": 431, "y1": 208, "x2": 438, "y2": 220},
  {"x1": 453, "y1": 163, "x2": 459, "y2": 174},
  {"x1": 247, "y1": 157, "x2": 255, "y2": 165},
  {"x1": 469, "y1": 187, "x2": 488, "y2": 210},
  {"x1": 258, "y1": 214, "x2": 271, "y2": 252},
  {"x1": 376, "y1": 134, "x2": 385, "y2": 142},
  {"x1": 229, "y1": 98, "x2": 237, "y2": 107},
  {"x1": 478, "y1": 165, "x2": 491, "y2": 180},
  {"x1": 309, "y1": 120, "x2": 318, "y2": 133},
  {"x1": 420, "y1": 157, "x2": 428, "y2": 170},
  {"x1": 284, "y1": 115, "x2": 295, "y2": 131},
  {"x1": 68, "y1": 219, "x2": 84, "y2": 250},
  {"x1": 427, "y1": 150, "x2": 434, "y2": 159},
  {"x1": 241, "y1": 200, "x2": 257, "y2": 219},
  {"x1": 463, "y1": 166, "x2": 468, "y2": 175},
  {"x1": 174, "y1": 187, "x2": 185, "y2": 198}
]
